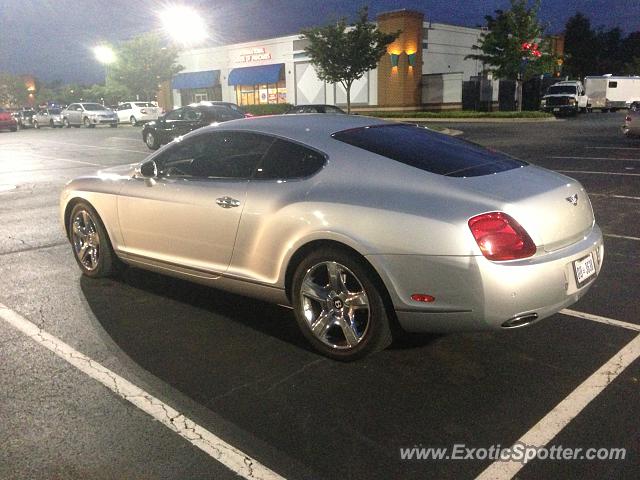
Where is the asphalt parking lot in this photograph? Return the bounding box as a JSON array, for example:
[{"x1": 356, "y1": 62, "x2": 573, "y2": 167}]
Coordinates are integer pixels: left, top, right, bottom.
[{"x1": 0, "y1": 113, "x2": 638, "y2": 479}]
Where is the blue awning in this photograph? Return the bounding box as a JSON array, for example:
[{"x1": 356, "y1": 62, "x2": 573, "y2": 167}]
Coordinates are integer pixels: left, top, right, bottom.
[
  {"x1": 228, "y1": 64, "x2": 284, "y2": 86},
  {"x1": 172, "y1": 70, "x2": 220, "y2": 90}
]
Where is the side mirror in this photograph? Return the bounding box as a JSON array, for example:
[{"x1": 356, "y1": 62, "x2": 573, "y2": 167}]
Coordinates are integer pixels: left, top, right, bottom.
[{"x1": 138, "y1": 160, "x2": 158, "y2": 178}]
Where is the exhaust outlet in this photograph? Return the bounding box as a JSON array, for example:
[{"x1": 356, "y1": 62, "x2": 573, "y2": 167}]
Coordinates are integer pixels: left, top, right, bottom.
[{"x1": 501, "y1": 313, "x2": 539, "y2": 329}]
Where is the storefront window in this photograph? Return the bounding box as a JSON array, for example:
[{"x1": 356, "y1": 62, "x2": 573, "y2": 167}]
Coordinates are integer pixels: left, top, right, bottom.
[{"x1": 236, "y1": 81, "x2": 286, "y2": 105}]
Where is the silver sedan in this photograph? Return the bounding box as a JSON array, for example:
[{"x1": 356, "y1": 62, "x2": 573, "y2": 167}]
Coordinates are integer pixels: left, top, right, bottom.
[{"x1": 60, "y1": 115, "x2": 603, "y2": 360}]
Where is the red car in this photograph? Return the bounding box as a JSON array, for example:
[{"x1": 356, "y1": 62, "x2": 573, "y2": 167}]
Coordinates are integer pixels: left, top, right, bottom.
[{"x1": 0, "y1": 108, "x2": 18, "y2": 132}]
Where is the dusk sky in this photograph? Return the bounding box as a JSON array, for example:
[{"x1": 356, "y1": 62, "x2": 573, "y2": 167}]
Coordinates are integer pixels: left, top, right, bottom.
[{"x1": 1, "y1": 0, "x2": 638, "y2": 84}]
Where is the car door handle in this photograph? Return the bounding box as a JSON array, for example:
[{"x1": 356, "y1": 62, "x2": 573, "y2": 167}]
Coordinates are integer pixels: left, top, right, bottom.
[{"x1": 216, "y1": 196, "x2": 240, "y2": 208}]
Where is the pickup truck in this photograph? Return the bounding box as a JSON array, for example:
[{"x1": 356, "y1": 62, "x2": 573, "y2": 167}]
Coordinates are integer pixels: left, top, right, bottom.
[{"x1": 540, "y1": 81, "x2": 588, "y2": 116}]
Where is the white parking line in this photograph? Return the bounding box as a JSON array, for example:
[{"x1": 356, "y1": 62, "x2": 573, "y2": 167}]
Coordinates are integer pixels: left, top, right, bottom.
[
  {"x1": 586, "y1": 146, "x2": 640, "y2": 151},
  {"x1": 36, "y1": 139, "x2": 148, "y2": 155},
  {"x1": 557, "y1": 170, "x2": 640, "y2": 177},
  {"x1": 589, "y1": 193, "x2": 640, "y2": 201},
  {"x1": 604, "y1": 233, "x2": 640, "y2": 242},
  {"x1": 0, "y1": 303, "x2": 285, "y2": 480},
  {"x1": 476, "y1": 333, "x2": 640, "y2": 480},
  {"x1": 550, "y1": 156, "x2": 640, "y2": 161},
  {"x1": 28, "y1": 153, "x2": 102, "y2": 167},
  {"x1": 561, "y1": 309, "x2": 640, "y2": 332}
]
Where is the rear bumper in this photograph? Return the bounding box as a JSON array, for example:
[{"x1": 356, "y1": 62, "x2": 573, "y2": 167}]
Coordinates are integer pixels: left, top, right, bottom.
[
  {"x1": 0, "y1": 120, "x2": 17, "y2": 129},
  {"x1": 368, "y1": 225, "x2": 604, "y2": 333}
]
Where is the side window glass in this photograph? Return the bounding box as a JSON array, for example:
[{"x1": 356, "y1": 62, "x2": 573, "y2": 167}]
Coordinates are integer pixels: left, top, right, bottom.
[
  {"x1": 183, "y1": 109, "x2": 202, "y2": 122},
  {"x1": 156, "y1": 132, "x2": 273, "y2": 179},
  {"x1": 165, "y1": 109, "x2": 183, "y2": 121},
  {"x1": 256, "y1": 139, "x2": 326, "y2": 180}
]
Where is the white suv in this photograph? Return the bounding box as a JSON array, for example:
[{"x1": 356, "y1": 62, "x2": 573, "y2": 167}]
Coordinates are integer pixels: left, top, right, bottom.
[{"x1": 116, "y1": 102, "x2": 162, "y2": 126}]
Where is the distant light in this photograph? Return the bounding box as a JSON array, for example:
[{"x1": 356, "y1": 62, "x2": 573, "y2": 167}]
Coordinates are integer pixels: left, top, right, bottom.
[
  {"x1": 93, "y1": 45, "x2": 116, "y2": 65},
  {"x1": 159, "y1": 5, "x2": 208, "y2": 46}
]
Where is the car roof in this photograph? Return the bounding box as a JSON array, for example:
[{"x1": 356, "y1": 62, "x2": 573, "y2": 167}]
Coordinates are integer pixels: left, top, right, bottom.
[{"x1": 206, "y1": 114, "x2": 390, "y2": 147}]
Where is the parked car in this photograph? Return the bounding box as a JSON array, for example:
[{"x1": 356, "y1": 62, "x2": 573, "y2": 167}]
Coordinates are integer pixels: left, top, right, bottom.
[
  {"x1": 33, "y1": 107, "x2": 64, "y2": 128},
  {"x1": 286, "y1": 104, "x2": 347, "y2": 114},
  {"x1": 623, "y1": 109, "x2": 640, "y2": 137},
  {"x1": 61, "y1": 103, "x2": 118, "y2": 128},
  {"x1": 116, "y1": 101, "x2": 162, "y2": 125},
  {"x1": 0, "y1": 108, "x2": 18, "y2": 132},
  {"x1": 141, "y1": 103, "x2": 245, "y2": 150},
  {"x1": 60, "y1": 115, "x2": 603, "y2": 360},
  {"x1": 12, "y1": 109, "x2": 36, "y2": 129}
]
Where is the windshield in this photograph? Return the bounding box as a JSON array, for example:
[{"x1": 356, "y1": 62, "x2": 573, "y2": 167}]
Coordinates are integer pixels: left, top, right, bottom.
[
  {"x1": 547, "y1": 85, "x2": 577, "y2": 95},
  {"x1": 83, "y1": 103, "x2": 108, "y2": 111}
]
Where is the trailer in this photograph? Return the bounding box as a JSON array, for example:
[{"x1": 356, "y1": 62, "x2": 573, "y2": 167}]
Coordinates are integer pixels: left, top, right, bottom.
[{"x1": 584, "y1": 76, "x2": 640, "y2": 112}]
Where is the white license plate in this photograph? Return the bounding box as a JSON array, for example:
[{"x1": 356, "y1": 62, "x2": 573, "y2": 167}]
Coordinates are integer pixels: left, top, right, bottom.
[
  {"x1": 553, "y1": 108, "x2": 560, "y2": 112},
  {"x1": 573, "y1": 253, "x2": 596, "y2": 288}
]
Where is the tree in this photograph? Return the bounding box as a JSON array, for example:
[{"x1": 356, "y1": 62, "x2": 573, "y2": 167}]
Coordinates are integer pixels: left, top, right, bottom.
[
  {"x1": 467, "y1": 0, "x2": 554, "y2": 111},
  {"x1": 301, "y1": 7, "x2": 399, "y2": 113},
  {"x1": 563, "y1": 12, "x2": 596, "y2": 79},
  {"x1": 0, "y1": 73, "x2": 29, "y2": 107},
  {"x1": 623, "y1": 57, "x2": 640, "y2": 76},
  {"x1": 108, "y1": 33, "x2": 183, "y2": 101}
]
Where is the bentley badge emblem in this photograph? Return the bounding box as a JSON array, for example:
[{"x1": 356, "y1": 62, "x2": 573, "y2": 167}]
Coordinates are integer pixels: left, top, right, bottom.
[{"x1": 566, "y1": 193, "x2": 579, "y2": 206}]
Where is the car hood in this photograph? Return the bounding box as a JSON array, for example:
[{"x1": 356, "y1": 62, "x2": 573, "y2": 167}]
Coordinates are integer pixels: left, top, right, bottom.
[
  {"x1": 97, "y1": 162, "x2": 139, "y2": 178},
  {"x1": 543, "y1": 94, "x2": 577, "y2": 99}
]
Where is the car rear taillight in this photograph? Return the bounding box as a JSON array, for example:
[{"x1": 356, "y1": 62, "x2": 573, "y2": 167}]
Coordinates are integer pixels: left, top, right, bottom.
[
  {"x1": 626, "y1": 115, "x2": 632, "y2": 122},
  {"x1": 468, "y1": 212, "x2": 536, "y2": 261}
]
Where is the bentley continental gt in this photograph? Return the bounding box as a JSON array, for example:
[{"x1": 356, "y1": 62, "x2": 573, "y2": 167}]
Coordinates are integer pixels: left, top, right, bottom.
[{"x1": 60, "y1": 115, "x2": 603, "y2": 360}]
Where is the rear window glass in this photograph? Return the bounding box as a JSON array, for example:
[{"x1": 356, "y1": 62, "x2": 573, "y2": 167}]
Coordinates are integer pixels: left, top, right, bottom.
[
  {"x1": 134, "y1": 102, "x2": 154, "y2": 107},
  {"x1": 332, "y1": 124, "x2": 526, "y2": 177}
]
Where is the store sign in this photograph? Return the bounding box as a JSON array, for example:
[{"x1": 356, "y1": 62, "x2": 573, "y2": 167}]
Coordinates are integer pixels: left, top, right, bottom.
[{"x1": 239, "y1": 47, "x2": 272, "y2": 63}]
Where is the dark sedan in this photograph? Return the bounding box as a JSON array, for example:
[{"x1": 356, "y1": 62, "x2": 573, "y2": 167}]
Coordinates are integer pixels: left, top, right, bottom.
[{"x1": 142, "y1": 104, "x2": 245, "y2": 150}]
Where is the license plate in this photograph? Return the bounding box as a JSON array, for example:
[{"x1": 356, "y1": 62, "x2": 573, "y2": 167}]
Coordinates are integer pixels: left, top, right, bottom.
[
  {"x1": 573, "y1": 253, "x2": 596, "y2": 288},
  {"x1": 553, "y1": 108, "x2": 560, "y2": 112}
]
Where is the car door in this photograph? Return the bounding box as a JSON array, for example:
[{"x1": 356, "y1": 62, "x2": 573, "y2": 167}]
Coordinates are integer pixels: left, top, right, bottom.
[
  {"x1": 117, "y1": 103, "x2": 128, "y2": 123},
  {"x1": 117, "y1": 130, "x2": 274, "y2": 273},
  {"x1": 181, "y1": 107, "x2": 206, "y2": 136},
  {"x1": 161, "y1": 107, "x2": 186, "y2": 141},
  {"x1": 71, "y1": 104, "x2": 83, "y2": 124}
]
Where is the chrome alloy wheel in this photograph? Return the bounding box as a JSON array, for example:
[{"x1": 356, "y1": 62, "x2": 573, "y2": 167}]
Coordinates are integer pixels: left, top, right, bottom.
[
  {"x1": 71, "y1": 210, "x2": 101, "y2": 271},
  {"x1": 145, "y1": 132, "x2": 155, "y2": 148},
  {"x1": 299, "y1": 261, "x2": 370, "y2": 349}
]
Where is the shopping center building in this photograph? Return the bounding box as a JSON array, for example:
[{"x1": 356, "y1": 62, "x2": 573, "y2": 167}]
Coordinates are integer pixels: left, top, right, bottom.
[{"x1": 160, "y1": 9, "x2": 490, "y2": 111}]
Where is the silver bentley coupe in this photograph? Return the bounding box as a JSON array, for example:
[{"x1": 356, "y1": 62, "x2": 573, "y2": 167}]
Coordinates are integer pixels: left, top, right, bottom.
[{"x1": 60, "y1": 114, "x2": 603, "y2": 360}]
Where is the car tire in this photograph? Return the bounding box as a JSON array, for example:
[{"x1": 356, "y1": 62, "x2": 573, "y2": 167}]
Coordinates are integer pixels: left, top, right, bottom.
[
  {"x1": 33, "y1": 120, "x2": 39, "y2": 129},
  {"x1": 83, "y1": 117, "x2": 95, "y2": 128},
  {"x1": 291, "y1": 247, "x2": 393, "y2": 361},
  {"x1": 110, "y1": 123, "x2": 118, "y2": 128},
  {"x1": 144, "y1": 131, "x2": 160, "y2": 150},
  {"x1": 10, "y1": 126, "x2": 17, "y2": 132},
  {"x1": 63, "y1": 118, "x2": 71, "y2": 128},
  {"x1": 68, "y1": 202, "x2": 122, "y2": 278},
  {"x1": 130, "y1": 116, "x2": 137, "y2": 126},
  {"x1": 50, "y1": 120, "x2": 55, "y2": 128}
]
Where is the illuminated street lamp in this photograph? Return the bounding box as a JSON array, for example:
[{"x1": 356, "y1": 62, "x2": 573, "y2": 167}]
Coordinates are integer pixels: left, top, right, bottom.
[
  {"x1": 159, "y1": 5, "x2": 208, "y2": 46},
  {"x1": 93, "y1": 45, "x2": 116, "y2": 65}
]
